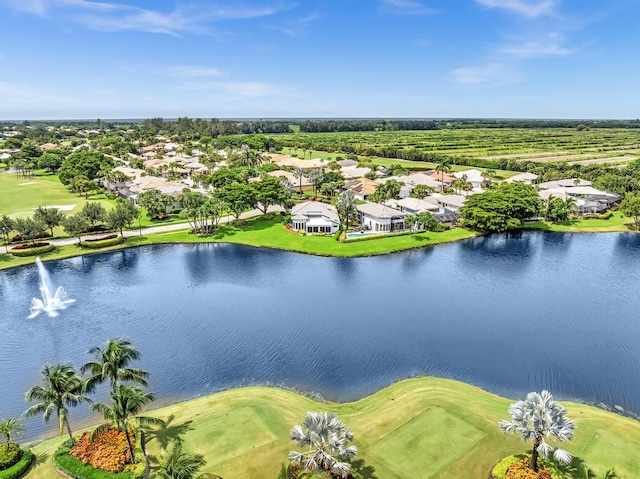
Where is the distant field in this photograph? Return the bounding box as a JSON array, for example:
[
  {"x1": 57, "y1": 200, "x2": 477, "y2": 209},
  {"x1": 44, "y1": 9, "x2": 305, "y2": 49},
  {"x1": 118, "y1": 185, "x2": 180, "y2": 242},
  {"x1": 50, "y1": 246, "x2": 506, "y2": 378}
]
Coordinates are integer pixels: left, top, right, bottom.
[{"x1": 272, "y1": 128, "x2": 640, "y2": 165}]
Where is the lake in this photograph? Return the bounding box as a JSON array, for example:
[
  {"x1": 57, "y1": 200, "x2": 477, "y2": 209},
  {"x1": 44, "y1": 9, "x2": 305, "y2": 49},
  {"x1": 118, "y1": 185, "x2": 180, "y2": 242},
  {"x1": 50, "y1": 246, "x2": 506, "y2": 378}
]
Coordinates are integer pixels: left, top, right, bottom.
[{"x1": 1, "y1": 232, "x2": 640, "y2": 439}]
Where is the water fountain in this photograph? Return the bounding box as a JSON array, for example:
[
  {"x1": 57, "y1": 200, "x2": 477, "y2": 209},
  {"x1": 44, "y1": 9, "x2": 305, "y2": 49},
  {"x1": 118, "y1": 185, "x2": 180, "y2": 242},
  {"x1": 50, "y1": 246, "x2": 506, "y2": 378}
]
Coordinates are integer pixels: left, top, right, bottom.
[{"x1": 28, "y1": 257, "x2": 75, "y2": 318}]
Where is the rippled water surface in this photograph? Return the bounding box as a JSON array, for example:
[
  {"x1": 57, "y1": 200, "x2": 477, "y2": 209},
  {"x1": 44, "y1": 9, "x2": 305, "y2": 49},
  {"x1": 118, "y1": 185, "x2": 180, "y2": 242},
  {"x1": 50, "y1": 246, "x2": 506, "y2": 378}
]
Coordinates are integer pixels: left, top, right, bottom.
[{"x1": 2, "y1": 232, "x2": 640, "y2": 438}]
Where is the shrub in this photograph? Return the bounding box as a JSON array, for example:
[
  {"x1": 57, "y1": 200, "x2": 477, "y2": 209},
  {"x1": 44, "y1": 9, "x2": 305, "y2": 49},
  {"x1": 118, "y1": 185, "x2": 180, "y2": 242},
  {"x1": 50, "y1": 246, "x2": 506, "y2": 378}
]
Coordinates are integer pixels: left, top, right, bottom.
[
  {"x1": 10, "y1": 244, "x2": 55, "y2": 257},
  {"x1": 504, "y1": 459, "x2": 551, "y2": 479},
  {"x1": 0, "y1": 449, "x2": 32, "y2": 479},
  {"x1": 70, "y1": 429, "x2": 131, "y2": 473},
  {"x1": 55, "y1": 440, "x2": 143, "y2": 479},
  {"x1": 231, "y1": 219, "x2": 247, "y2": 227},
  {"x1": 80, "y1": 237, "x2": 124, "y2": 249},
  {"x1": 11, "y1": 242, "x2": 50, "y2": 250},
  {"x1": 84, "y1": 234, "x2": 118, "y2": 242},
  {"x1": 493, "y1": 455, "x2": 527, "y2": 479},
  {"x1": 597, "y1": 211, "x2": 614, "y2": 220},
  {"x1": 0, "y1": 444, "x2": 21, "y2": 471},
  {"x1": 263, "y1": 212, "x2": 276, "y2": 220},
  {"x1": 11, "y1": 231, "x2": 50, "y2": 243}
]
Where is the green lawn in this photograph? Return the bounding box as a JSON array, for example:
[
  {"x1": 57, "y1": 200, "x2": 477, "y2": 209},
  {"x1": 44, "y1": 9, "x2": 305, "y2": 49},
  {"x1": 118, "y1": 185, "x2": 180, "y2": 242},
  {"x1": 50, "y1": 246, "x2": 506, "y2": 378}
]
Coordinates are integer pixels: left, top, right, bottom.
[
  {"x1": 24, "y1": 378, "x2": 640, "y2": 479},
  {"x1": 526, "y1": 211, "x2": 635, "y2": 232},
  {"x1": 0, "y1": 173, "x2": 114, "y2": 219}
]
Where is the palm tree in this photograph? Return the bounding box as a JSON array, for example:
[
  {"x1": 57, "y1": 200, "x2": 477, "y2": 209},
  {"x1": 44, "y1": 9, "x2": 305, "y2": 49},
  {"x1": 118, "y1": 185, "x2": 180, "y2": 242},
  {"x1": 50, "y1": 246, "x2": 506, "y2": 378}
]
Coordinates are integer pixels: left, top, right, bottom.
[
  {"x1": 24, "y1": 364, "x2": 90, "y2": 445},
  {"x1": 564, "y1": 196, "x2": 578, "y2": 218},
  {"x1": 156, "y1": 442, "x2": 219, "y2": 479},
  {"x1": 499, "y1": 390, "x2": 576, "y2": 472},
  {"x1": 293, "y1": 167, "x2": 306, "y2": 193},
  {"x1": 288, "y1": 412, "x2": 358, "y2": 479},
  {"x1": 0, "y1": 418, "x2": 24, "y2": 446},
  {"x1": 435, "y1": 158, "x2": 452, "y2": 191},
  {"x1": 337, "y1": 190, "x2": 357, "y2": 234},
  {"x1": 82, "y1": 338, "x2": 149, "y2": 394},
  {"x1": 92, "y1": 384, "x2": 164, "y2": 462}
]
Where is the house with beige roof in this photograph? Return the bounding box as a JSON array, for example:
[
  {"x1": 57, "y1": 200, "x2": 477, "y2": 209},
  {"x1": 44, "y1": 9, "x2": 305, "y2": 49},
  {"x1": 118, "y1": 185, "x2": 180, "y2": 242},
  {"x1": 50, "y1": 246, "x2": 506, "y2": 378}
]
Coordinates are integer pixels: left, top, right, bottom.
[{"x1": 345, "y1": 178, "x2": 380, "y2": 201}]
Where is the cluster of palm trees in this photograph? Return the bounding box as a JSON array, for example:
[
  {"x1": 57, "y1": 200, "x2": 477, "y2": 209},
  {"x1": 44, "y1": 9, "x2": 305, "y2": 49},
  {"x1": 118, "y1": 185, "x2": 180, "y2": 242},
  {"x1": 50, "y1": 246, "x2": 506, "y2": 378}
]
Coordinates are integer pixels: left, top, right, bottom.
[{"x1": 17, "y1": 338, "x2": 214, "y2": 479}]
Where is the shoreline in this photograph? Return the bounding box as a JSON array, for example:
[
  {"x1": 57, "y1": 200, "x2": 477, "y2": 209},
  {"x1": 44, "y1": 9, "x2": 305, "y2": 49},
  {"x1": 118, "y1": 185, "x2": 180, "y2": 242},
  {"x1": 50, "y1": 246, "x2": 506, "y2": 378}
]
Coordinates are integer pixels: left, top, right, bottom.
[{"x1": 0, "y1": 214, "x2": 637, "y2": 271}]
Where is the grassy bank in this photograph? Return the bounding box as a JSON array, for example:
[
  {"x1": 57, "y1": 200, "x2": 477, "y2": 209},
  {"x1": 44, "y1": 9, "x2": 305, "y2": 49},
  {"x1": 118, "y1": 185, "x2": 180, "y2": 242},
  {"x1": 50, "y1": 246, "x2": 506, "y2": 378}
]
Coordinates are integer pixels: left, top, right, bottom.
[
  {"x1": 25, "y1": 377, "x2": 640, "y2": 479},
  {"x1": 0, "y1": 217, "x2": 478, "y2": 270},
  {"x1": 526, "y1": 211, "x2": 636, "y2": 233}
]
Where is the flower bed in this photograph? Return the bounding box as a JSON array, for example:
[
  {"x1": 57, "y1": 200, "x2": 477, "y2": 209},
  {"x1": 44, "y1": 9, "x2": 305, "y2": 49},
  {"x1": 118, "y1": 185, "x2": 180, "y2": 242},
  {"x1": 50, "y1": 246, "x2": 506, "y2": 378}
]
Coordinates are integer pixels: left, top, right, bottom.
[
  {"x1": 0, "y1": 448, "x2": 33, "y2": 479},
  {"x1": 54, "y1": 440, "x2": 144, "y2": 479},
  {"x1": 10, "y1": 244, "x2": 55, "y2": 257},
  {"x1": 11, "y1": 242, "x2": 51, "y2": 250},
  {"x1": 84, "y1": 234, "x2": 119, "y2": 242},
  {"x1": 80, "y1": 237, "x2": 124, "y2": 249}
]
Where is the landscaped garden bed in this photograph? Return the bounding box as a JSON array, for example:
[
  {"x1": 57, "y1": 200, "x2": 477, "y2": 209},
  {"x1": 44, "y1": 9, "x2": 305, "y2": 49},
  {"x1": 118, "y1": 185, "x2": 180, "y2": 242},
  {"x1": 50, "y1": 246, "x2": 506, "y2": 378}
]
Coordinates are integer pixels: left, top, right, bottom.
[
  {"x1": 10, "y1": 242, "x2": 55, "y2": 257},
  {"x1": 80, "y1": 236, "x2": 124, "y2": 249},
  {"x1": 0, "y1": 444, "x2": 33, "y2": 479}
]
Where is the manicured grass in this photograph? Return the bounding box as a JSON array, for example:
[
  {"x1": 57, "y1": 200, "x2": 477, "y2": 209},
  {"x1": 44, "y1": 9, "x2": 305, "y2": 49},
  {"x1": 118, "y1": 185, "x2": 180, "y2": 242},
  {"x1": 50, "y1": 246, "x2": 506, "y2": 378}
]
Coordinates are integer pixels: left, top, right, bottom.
[
  {"x1": 0, "y1": 217, "x2": 478, "y2": 270},
  {"x1": 526, "y1": 211, "x2": 635, "y2": 232},
  {"x1": 25, "y1": 378, "x2": 640, "y2": 479},
  {"x1": 0, "y1": 173, "x2": 114, "y2": 219}
]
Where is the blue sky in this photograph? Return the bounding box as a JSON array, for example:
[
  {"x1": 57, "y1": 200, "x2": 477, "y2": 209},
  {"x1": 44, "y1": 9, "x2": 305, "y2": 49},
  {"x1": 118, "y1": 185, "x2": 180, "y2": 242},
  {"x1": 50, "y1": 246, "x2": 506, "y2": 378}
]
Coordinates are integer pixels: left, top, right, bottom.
[{"x1": 0, "y1": 0, "x2": 639, "y2": 120}]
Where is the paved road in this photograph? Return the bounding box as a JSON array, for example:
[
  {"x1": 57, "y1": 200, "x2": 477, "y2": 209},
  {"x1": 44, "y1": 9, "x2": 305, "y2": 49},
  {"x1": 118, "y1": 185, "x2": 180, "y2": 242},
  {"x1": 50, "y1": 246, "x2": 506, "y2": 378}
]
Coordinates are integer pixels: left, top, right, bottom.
[{"x1": 49, "y1": 206, "x2": 285, "y2": 246}]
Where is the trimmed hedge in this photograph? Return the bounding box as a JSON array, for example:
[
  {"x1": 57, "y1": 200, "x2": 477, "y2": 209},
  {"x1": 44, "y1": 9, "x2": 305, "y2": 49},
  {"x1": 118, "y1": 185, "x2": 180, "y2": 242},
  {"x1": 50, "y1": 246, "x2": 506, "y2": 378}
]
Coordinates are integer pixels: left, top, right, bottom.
[
  {"x1": 0, "y1": 444, "x2": 21, "y2": 470},
  {"x1": 10, "y1": 244, "x2": 55, "y2": 257},
  {"x1": 80, "y1": 237, "x2": 124, "y2": 249},
  {"x1": 84, "y1": 234, "x2": 119, "y2": 242},
  {"x1": 54, "y1": 442, "x2": 144, "y2": 479},
  {"x1": 0, "y1": 449, "x2": 33, "y2": 479}
]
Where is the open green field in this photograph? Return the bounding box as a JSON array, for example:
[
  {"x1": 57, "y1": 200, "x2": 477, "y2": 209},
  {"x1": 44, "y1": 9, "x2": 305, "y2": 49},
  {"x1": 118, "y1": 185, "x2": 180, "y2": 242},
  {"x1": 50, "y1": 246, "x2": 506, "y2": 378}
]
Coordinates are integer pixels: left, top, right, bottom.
[
  {"x1": 280, "y1": 148, "x2": 519, "y2": 179},
  {"x1": 0, "y1": 217, "x2": 478, "y2": 269},
  {"x1": 274, "y1": 128, "x2": 640, "y2": 165},
  {"x1": 0, "y1": 173, "x2": 114, "y2": 219},
  {"x1": 24, "y1": 378, "x2": 640, "y2": 479},
  {"x1": 526, "y1": 211, "x2": 635, "y2": 232}
]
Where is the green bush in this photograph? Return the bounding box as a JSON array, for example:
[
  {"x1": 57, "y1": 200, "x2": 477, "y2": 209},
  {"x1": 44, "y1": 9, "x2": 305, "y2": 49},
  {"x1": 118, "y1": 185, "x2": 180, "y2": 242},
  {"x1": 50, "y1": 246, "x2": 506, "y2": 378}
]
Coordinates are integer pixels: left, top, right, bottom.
[
  {"x1": 54, "y1": 443, "x2": 144, "y2": 479},
  {"x1": 0, "y1": 444, "x2": 21, "y2": 471},
  {"x1": 231, "y1": 219, "x2": 247, "y2": 227},
  {"x1": 597, "y1": 211, "x2": 614, "y2": 220},
  {"x1": 80, "y1": 237, "x2": 124, "y2": 249},
  {"x1": 493, "y1": 454, "x2": 527, "y2": 478},
  {"x1": 10, "y1": 244, "x2": 55, "y2": 257},
  {"x1": 0, "y1": 449, "x2": 32, "y2": 479}
]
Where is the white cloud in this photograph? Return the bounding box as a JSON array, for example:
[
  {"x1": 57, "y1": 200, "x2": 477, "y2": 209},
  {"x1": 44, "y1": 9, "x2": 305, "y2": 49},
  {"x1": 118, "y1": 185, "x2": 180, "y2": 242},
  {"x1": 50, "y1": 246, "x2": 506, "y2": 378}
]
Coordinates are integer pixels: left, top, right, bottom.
[
  {"x1": 268, "y1": 13, "x2": 321, "y2": 37},
  {"x1": 499, "y1": 33, "x2": 578, "y2": 58},
  {"x1": 475, "y1": 0, "x2": 558, "y2": 18},
  {"x1": 0, "y1": 0, "x2": 288, "y2": 34},
  {"x1": 451, "y1": 63, "x2": 523, "y2": 86},
  {"x1": 162, "y1": 65, "x2": 226, "y2": 78},
  {"x1": 380, "y1": 0, "x2": 439, "y2": 15}
]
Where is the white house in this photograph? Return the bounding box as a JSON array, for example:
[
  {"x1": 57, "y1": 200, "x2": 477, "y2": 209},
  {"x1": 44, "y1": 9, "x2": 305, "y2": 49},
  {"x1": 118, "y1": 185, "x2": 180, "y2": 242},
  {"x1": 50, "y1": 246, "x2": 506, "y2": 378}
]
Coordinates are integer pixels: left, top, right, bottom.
[
  {"x1": 538, "y1": 178, "x2": 591, "y2": 190},
  {"x1": 391, "y1": 197, "x2": 439, "y2": 214},
  {"x1": 291, "y1": 201, "x2": 340, "y2": 234},
  {"x1": 356, "y1": 203, "x2": 406, "y2": 233},
  {"x1": 504, "y1": 172, "x2": 539, "y2": 184},
  {"x1": 432, "y1": 194, "x2": 467, "y2": 212},
  {"x1": 453, "y1": 169, "x2": 486, "y2": 190}
]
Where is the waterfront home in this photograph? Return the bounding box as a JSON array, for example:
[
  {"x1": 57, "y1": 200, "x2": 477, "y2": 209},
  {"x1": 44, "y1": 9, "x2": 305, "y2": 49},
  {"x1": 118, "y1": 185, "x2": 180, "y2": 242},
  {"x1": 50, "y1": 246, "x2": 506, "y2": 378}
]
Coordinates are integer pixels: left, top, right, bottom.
[
  {"x1": 539, "y1": 186, "x2": 621, "y2": 214},
  {"x1": 391, "y1": 197, "x2": 440, "y2": 214},
  {"x1": 432, "y1": 194, "x2": 467, "y2": 212},
  {"x1": 345, "y1": 178, "x2": 380, "y2": 201},
  {"x1": 356, "y1": 203, "x2": 406, "y2": 232},
  {"x1": 291, "y1": 201, "x2": 340, "y2": 234},
  {"x1": 504, "y1": 172, "x2": 539, "y2": 184}
]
